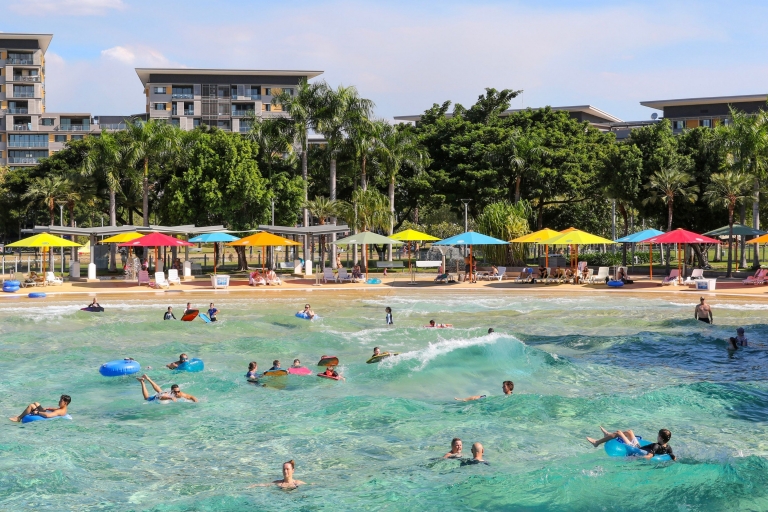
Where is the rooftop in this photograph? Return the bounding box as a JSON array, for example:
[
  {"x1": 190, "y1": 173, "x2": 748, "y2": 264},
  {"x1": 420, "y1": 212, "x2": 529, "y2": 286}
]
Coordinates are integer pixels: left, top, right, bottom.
[
  {"x1": 640, "y1": 94, "x2": 768, "y2": 110},
  {"x1": 135, "y1": 68, "x2": 324, "y2": 87},
  {"x1": 394, "y1": 105, "x2": 622, "y2": 123},
  {"x1": 0, "y1": 33, "x2": 53, "y2": 54}
]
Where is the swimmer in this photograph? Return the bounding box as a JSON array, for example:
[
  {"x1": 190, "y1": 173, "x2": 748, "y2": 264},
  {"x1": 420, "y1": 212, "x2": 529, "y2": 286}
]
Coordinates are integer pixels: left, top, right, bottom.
[
  {"x1": 163, "y1": 306, "x2": 176, "y2": 320},
  {"x1": 183, "y1": 302, "x2": 192, "y2": 315},
  {"x1": 137, "y1": 374, "x2": 198, "y2": 403},
  {"x1": 249, "y1": 460, "x2": 307, "y2": 489},
  {"x1": 695, "y1": 297, "x2": 713, "y2": 324},
  {"x1": 455, "y1": 381, "x2": 513, "y2": 401},
  {"x1": 88, "y1": 298, "x2": 101, "y2": 308},
  {"x1": 586, "y1": 426, "x2": 676, "y2": 460},
  {"x1": 9, "y1": 394, "x2": 70, "y2": 422},
  {"x1": 460, "y1": 442, "x2": 489, "y2": 466},
  {"x1": 266, "y1": 360, "x2": 283, "y2": 372},
  {"x1": 166, "y1": 353, "x2": 189, "y2": 369},
  {"x1": 426, "y1": 320, "x2": 452, "y2": 328},
  {"x1": 320, "y1": 366, "x2": 345, "y2": 381},
  {"x1": 246, "y1": 361, "x2": 259, "y2": 381},
  {"x1": 385, "y1": 307, "x2": 393, "y2": 325},
  {"x1": 728, "y1": 337, "x2": 740, "y2": 351},
  {"x1": 292, "y1": 359, "x2": 303, "y2": 368},
  {"x1": 372, "y1": 347, "x2": 381, "y2": 357},
  {"x1": 207, "y1": 303, "x2": 218, "y2": 322},
  {"x1": 487, "y1": 328, "x2": 494, "y2": 334},
  {"x1": 444, "y1": 437, "x2": 463, "y2": 459},
  {"x1": 298, "y1": 304, "x2": 315, "y2": 319},
  {"x1": 735, "y1": 327, "x2": 748, "y2": 346}
]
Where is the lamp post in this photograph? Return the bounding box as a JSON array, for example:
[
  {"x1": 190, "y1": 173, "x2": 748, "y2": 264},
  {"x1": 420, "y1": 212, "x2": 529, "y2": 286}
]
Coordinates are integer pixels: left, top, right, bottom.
[
  {"x1": 461, "y1": 199, "x2": 471, "y2": 256},
  {"x1": 56, "y1": 200, "x2": 66, "y2": 274}
]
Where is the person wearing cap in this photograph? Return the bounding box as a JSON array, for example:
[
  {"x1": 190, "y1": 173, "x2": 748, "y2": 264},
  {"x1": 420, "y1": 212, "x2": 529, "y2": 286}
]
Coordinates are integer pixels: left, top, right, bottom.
[{"x1": 735, "y1": 327, "x2": 748, "y2": 347}]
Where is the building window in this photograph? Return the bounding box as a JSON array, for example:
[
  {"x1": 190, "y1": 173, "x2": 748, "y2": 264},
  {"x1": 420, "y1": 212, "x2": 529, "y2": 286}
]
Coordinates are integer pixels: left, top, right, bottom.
[
  {"x1": 41, "y1": 118, "x2": 54, "y2": 126},
  {"x1": 171, "y1": 103, "x2": 178, "y2": 115},
  {"x1": 153, "y1": 87, "x2": 167, "y2": 94},
  {"x1": 700, "y1": 119, "x2": 711, "y2": 128},
  {"x1": 54, "y1": 135, "x2": 66, "y2": 142},
  {"x1": 262, "y1": 104, "x2": 271, "y2": 112},
  {"x1": 154, "y1": 103, "x2": 167, "y2": 111},
  {"x1": 171, "y1": 86, "x2": 193, "y2": 99},
  {"x1": 284, "y1": 88, "x2": 294, "y2": 96},
  {"x1": 672, "y1": 120, "x2": 685, "y2": 130},
  {"x1": 193, "y1": 118, "x2": 201, "y2": 127},
  {"x1": 71, "y1": 135, "x2": 84, "y2": 140},
  {"x1": 723, "y1": 118, "x2": 731, "y2": 126},
  {"x1": 170, "y1": 119, "x2": 180, "y2": 127},
  {"x1": 264, "y1": 88, "x2": 271, "y2": 96},
  {"x1": 9, "y1": 134, "x2": 47, "y2": 147}
]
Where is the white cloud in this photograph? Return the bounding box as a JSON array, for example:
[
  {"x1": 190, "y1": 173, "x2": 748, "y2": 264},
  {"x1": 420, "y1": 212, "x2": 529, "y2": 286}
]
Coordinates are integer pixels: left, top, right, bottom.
[
  {"x1": 9, "y1": 0, "x2": 124, "y2": 16},
  {"x1": 101, "y1": 46, "x2": 135, "y2": 63}
]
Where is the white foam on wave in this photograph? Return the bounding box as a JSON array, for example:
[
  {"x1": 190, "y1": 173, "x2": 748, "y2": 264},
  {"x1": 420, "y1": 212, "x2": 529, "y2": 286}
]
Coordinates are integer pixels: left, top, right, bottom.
[{"x1": 668, "y1": 301, "x2": 768, "y2": 311}]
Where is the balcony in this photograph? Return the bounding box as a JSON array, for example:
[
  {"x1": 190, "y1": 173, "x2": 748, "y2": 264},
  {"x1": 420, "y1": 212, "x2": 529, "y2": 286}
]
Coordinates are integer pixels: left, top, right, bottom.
[
  {"x1": 8, "y1": 58, "x2": 33, "y2": 65},
  {"x1": 183, "y1": 110, "x2": 194, "y2": 116},
  {"x1": 13, "y1": 92, "x2": 35, "y2": 98},
  {"x1": 231, "y1": 110, "x2": 254, "y2": 117},
  {"x1": 250, "y1": 94, "x2": 262, "y2": 100},
  {"x1": 172, "y1": 93, "x2": 194, "y2": 99},
  {"x1": 8, "y1": 157, "x2": 39, "y2": 164},
  {"x1": 99, "y1": 123, "x2": 127, "y2": 130},
  {"x1": 58, "y1": 125, "x2": 88, "y2": 131},
  {"x1": 8, "y1": 108, "x2": 28, "y2": 114},
  {"x1": 239, "y1": 124, "x2": 252, "y2": 133},
  {"x1": 13, "y1": 124, "x2": 31, "y2": 131},
  {"x1": 10, "y1": 75, "x2": 40, "y2": 82},
  {"x1": 8, "y1": 141, "x2": 47, "y2": 148}
]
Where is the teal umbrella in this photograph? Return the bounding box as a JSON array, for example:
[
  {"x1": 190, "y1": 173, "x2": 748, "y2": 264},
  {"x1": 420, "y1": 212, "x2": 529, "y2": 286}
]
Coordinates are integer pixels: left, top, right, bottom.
[
  {"x1": 434, "y1": 231, "x2": 508, "y2": 283},
  {"x1": 703, "y1": 224, "x2": 767, "y2": 237},
  {"x1": 188, "y1": 232, "x2": 241, "y2": 274}
]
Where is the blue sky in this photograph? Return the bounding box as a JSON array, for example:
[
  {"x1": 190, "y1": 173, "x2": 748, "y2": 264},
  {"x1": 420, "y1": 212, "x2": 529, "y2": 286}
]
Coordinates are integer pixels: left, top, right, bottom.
[{"x1": 3, "y1": 0, "x2": 768, "y2": 122}]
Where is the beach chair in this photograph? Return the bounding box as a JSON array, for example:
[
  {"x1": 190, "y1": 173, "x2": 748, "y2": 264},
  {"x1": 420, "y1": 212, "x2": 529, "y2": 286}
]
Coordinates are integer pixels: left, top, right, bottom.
[
  {"x1": 582, "y1": 268, "x2": 593, "y2": 283},
  {"x1": 249, "y1": 272, "x2": 266, "y2": 286},
  {"x1": 153, "y1": 271, "x2": 170, "y2": 289},
  {"x1": 590, "y1": 267, "x2": 610, "y2": 284},
  {"x1": 662, "y1": 269, "x2": 680, "y2": 286},
  {"x1": 167, "y1": 269, "x2": 181, "y2": 285},
  {"x1": 683, "y1": 268, "x2": 705, "y2": 285},
  {"x1": 742, "y1": 268, "x2": 767, "y2": 285},
  {"x1": 45, "y1": 271, "x2": 64, "y2": 286},
  {"x1": 137, "y1": 270, "x2": 151, "y2": 286},
  {"x1": 322, "y1": 267, "x2": 337, "y2": 283},
  {"x1": 338, "y1": 268, "x2": 355, "y2": 283},
  {"x1": 22, "y1": 272, "x2": 42, "y2": 288},
  {"x1": 515, "y1": 268, "x2": 533, "y2": 283},
  {"x1": 481, "y1": 266, "x2": 505, "y2": 282},
  {"x1": 266, "y1": 272, "x2": 282, "y2": 286}
]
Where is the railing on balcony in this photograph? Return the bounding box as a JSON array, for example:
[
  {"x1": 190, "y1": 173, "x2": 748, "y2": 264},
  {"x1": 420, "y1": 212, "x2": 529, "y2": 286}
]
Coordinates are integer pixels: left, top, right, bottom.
[
  {"x1": 13, "y1": 124, "x2": 31, "y2": 131},
  {"x1": 172, "y1": 93, "x2": 194, "y2": 99},
  {"x1": 58, "y1": 125, "x2": 88, "y2": 131},
  {"x1": 231, "y1": 110, "x2": 255, "y2": 117},
  {"x1": 8, "y1": 58, "x2": 34, "y2": 65},
  {"x1": 239, "y1": 124, "x2": 252, "y2": 133},
  {"x1": 13, "y1": 92, "x2": 35, "y2": 98},
  {"x1": 8, "y1": 141, "x2": 47, "y2": 148},
  {"x1": 183, "y1": 110, "x2": 194, "y2": 115},
  {"x1": 99, "y1": 123, "x2": 127, "y2": 130},
  {"x1": 11, "y1": 75, "x2": 40, "y2": 82},
  {"x1": 8, "y1": 157, "x2": 39, "y2": 164},
  {"x1": 250, "y1": 94, "x2": 262, "y2": 100},
  {"x1": 8, "y1": 108, "x2": 28, "y2": 114}
]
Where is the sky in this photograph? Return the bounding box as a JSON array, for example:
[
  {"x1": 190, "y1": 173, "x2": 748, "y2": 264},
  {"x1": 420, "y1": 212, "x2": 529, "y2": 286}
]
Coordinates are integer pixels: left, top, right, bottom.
[{"x1": 3, "y1": 0, "x2": 768, "y2": 122}]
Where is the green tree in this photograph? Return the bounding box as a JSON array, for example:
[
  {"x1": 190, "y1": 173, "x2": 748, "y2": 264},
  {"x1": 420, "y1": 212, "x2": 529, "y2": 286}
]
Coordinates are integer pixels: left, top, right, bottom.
[
  {"x1": 339, "y1": 189, "x2": 391, "y2": 267},
  {"x1": 22, "y1": 175, "x2": 67, "y2": 226},
  {"x1": 703, "y1": 171, "x2": 754, "y2": 277},
  {"x1": 601, "y1": 143, "x2": 643, "y2": 264},
  {"x1": 475, "y1": 200, "x2": 531, "y2": 265},
  {"x1": 488, "y1": 130, "x2": 549, "y2": 204},
  {"x1": 244, "y1": 115, "x2": 293, "y2": 180},
  {"x1": 642, "y1": 166, "x2": 699, "y2": 231}
]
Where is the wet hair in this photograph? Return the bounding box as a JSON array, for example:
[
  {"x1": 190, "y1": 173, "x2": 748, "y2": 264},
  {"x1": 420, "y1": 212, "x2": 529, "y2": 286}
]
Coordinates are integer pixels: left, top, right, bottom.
[
  {"x1": 658, "y1": 429, "x2": 672, "y2": 443},
  {"x1": 285, "y1": 459, "x2": 295, "y2": 469},
  {"x1": 429, "y1": 320, "x2": 436, "y2": 325},
  {"x1": 737, "y1": 327, "x2": 745, "y2": 334},
  {"x1": 171, "y1": 384, "x2": 180, "y2": 391},
  {"x1": 503, "y1": 380, "x2": 514, "y2": 391},
  {"x1": 167, "y1": 306, "x2": 172, "y2": 311},
  {"x1": 273, "y1": 360, "x2": 280, "y2": 366},
  {"x1": 373, "y1": 346, "x2": 380, "y2": 351},
  {"x1": 60, "y1": 395, "x2": 71, "y2": 405},
  {"x1": 729, "y1": 337, "x2": 739, "y2": 349},
  {"x1": 385, "y1": 307, "x2": 392, "y2": 313},
  {"x1": 451, "y1": 437, "x2": 461, "y2": 446},
  {"x1": 248, "y1": 361, "x2": 257, "y2": 370},
  {"x1": 488, "y1": 328, "x2": 494, "y2": 334},
  {"x1": 293, "y1": 359, "x2": 300, "y2": 364}
]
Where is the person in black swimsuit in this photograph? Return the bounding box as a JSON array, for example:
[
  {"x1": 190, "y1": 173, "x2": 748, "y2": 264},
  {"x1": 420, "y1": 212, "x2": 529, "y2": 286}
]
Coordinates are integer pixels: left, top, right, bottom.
[
  {"x1": 587, "y1": 427, "x2": 676, "y2": 460},
  {"x1": 163, "y1": 307, "x2": 176, "y2": 320},
  {"x1": 460, "y1": 442, "x2": 489, "y2": 466},
  {"x1": 695, "y1": 297, "x2": 713, "y2": 324}
]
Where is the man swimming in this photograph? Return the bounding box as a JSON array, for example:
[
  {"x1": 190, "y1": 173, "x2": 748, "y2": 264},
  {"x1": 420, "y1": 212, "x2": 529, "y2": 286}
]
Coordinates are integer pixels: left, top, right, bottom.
[
  {"x1": 266, "y1": 360, "x2": 283, "y2": 371},
  {"x1": 372, "y1": 347, "x2": 381, "y2": 357},
  {"x1": 735, "y1": 327, "x2": 748, "y2": 346},
  {"x1": 207, "y1": 303, "x2": 218, "y2": 322},
  {"x1": 163, "y1": 307, "x2": 176, "y2": 320},
  {"x1": 292, "y1": 359, "x2": 303, "y2": 368},
  {"x1": 166, "y1": 353, "x2": 189, "y2": 369},
  {"x1": 444, "y1": 437, "x2": 463, "y2": 459},
  {"x1": 455, "y1": 381, "x2": 513, "y2": 401},
  {"x1": 9, "y1": 395, "x2": 71, "y2": 422},
  {"x1": 695, "y1": 297, "x2": 713, "y2": 324},
  {"x1": 586, "y1": 426, "x2": 676, "y2": 460},
  {"x1": 137, "y1": 374, "x2": 198, "y2": 402},
  {"x1": 460, "y1": 442, "x2": 489, "y2": 466},
  {"x1": 298, "y1": 304, "x2": 315, "y2": 319},
  {"x1": 426, "y1": 320, "x2": 452, "y2": 328}
]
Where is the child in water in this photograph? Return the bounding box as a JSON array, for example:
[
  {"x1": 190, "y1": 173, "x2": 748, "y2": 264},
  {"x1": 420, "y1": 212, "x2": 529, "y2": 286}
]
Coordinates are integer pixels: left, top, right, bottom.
[{"x1": 385, "y1": 307, "x2": 393, "y2": 325}]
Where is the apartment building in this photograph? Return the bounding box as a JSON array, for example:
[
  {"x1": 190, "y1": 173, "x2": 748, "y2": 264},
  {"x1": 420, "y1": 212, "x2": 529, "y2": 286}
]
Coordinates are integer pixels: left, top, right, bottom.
[
  {"x1": 640, "y1": 94, "x2": 768, "y2": 133},
  {"x1": 135, "y1": 69, "x2": 323, "y2": 133}
]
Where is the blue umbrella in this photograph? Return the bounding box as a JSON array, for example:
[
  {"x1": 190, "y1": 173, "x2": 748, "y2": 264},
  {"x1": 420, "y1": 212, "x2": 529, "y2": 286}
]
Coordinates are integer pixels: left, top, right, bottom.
[
  {"x1": 433, "y1": 231, "x2": 508, "y2": 282},
  {"x1": 614, "y1": 229, "x2": 664, "y2": 243},
  {"x1": 188, "y1": 232, "x2": 241, "y2": 274}
]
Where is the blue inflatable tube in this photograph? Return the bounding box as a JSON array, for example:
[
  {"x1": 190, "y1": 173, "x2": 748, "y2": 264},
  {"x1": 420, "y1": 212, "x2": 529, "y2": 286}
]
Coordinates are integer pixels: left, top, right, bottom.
[
  {"x1": 295, "y1": 312, "x2": 314, "y2": 320},
  {"x1": 3, "y1": 280, "x2": 20, "y2": 293},
  {"x1": 99, "y1": 358, "x2": 141, "y2": 377},
  {"x1": 174, "y1": 358, "x2": 204, "y2": 372},
  {"x1": 366, "y1": 278, "x2": 381, "y2": 284},
  {"x1": 604, "y1": 437, "x2": 671, "y2": 462},
  {"x1": 22, "y1": 414, "x2": 73, "y2": 423},
  {"x1": 607, "y1": 280, "x2": 624, "y2": 287},
  {"x1": 28, "y1": 292, "x2": 47, "y2": 298}
]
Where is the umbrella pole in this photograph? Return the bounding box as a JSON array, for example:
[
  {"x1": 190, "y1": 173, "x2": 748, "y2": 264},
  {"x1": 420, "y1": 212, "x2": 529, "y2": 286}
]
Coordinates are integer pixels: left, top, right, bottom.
[
  {"x1": 470, "y1": 245, "x2": 474, "y2": 283},
  {"x1": 545, "y1": 244, "x2": 548, "y2": 269},
  {"x1": 650, "y1": 244, "x2": 653, "y2": 281},
  {"x1": 214, "y1": 243, "x2": 217, "y2": 276}
]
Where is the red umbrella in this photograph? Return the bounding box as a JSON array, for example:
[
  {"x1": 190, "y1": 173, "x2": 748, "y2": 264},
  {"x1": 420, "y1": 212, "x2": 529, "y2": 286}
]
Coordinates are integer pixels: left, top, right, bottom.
[
  {"x1": 640, "y1": 229, "x2": 720, "y2": 284},
  {"x1": 118, "y1": 232, "x2": 194, "y2": 273}
]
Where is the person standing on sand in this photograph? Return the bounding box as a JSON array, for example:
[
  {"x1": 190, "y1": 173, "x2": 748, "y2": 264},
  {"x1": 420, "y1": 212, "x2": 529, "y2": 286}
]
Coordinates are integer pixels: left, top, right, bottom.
[{"x1": 695, "y1": 297, "x2": 713, "y2": 324}]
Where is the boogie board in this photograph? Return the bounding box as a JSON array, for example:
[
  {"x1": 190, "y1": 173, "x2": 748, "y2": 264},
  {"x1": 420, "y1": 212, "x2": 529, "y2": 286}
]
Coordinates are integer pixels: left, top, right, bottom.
[
  {"x1": 81, "y1": 306, "x2": 104, "y2": 313},
  {"x1": 317, "y1": 356, "x2": 339, "y2": 367},
  {"x1": 366, "y1": 352, "x2": 399, "y2": 364},
  {"x1": 199, "y1": 313, "x2": 211, "y2": 323},
  {"x1": 181, "y1": 309, "x2": 199, "y2": 322},
  {"x1": 288, "y1": 367, "x2": 312, "y2": 375},
  {"x1": 263, "y1": 369, "x2": 289, "y2": 377},
  {"x1": 318, "y1": 373, "x2": 341, "y2": 380}
]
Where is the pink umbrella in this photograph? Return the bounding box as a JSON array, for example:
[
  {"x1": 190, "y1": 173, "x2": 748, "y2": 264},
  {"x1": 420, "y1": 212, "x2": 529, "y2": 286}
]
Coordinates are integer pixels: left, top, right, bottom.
[
  {"x1": 640, "y1": 229, "x2": 720, "y2": 284},
  {"x1": 118, "y1": 232, "x2": 194, "y2": 272}
]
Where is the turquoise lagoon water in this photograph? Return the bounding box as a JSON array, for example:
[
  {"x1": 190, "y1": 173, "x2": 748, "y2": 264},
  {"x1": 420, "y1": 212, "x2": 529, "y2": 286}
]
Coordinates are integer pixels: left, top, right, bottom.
[{"x1": 2, "y1": 292, "x2": 768, "y2": 511}]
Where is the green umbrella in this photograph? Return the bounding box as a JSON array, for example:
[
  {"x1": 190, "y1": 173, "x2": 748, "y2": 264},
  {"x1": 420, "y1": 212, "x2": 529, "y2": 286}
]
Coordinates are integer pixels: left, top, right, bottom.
[
  {"x1": 703, "y1": 224, "x2": 767, "y2": 236},
  {"x1": 334, "y1": 231, "x2": 403, "y2": 279}
]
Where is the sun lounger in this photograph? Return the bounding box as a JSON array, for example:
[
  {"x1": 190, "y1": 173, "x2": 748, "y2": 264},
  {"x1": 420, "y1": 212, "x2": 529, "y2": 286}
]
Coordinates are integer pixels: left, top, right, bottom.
[
  {"x1": 742, "y1": 268, "x2": 767, "y2": 285},
  {"x1": 322, "y1": 268, "x2": 337, "y2": 283},
  {"x1": 167, "y1": 269, "x2": 181, "y2": 285},
  {"x1": 45, "y1": 272, "x2": 64, "y2": 286},
  {"x1": 514, "y1": 268, "x2": 533, "y2": 283},
  {"x1": 662, "y1": 269, "x2": 680, "y2": 286},
  {"x1": 338, "y1": 268, "x2": 356, "y2": 283},
  {"x1": 683, "y1": 268, "x2": 705, "y2": 285},
  {"x1": 480, "y1": 266, "x2": 506, "y2": 282},
  {"x1": 153, "y1": 271, "x2": 170, "y2": 289},
  {"x1": 137, "y1": 270, "x2": 151, "y2": 286},
  {"x1": 590, "y1": 267, "x2": 609, "y2": 284}
]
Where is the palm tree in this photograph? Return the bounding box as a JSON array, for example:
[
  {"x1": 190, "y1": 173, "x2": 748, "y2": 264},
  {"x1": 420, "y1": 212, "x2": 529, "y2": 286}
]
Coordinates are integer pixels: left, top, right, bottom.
[
  {"x1": 703, "y1": 171, "x2": 754, "y2": 277},
  {"x1": 716, "y1": 108, "x2": 768, "y2": 267},
  {"x1": 124, "y1": 120, "x2": 176, "y2": 226},
  {"x1": 489, "y1": 130, "x2": 549, "y2": 204},
  {"x1": 245, "y1": 115, "x2": 293, "y2": 179},
  {"x1": 375, "y1": 123, "x2": 429, "y2": 259},
  {"x1": 274, "y1": 79, "x2": 325, "y2": 261},
  {"x1": 338, "y1": 189, "x2": 391, "y2": 269},
  {"x1": 346, "y1": 116, "x2": 383, "y2": 191},
  {"x1": 84, "y1": 131, "x2": 123, "y2": 228},
  {"x1": 305, "y1": 196, "x2": 341, "y2": 268},
  {"x1": 22, "y1": 175, "x2": 67, "y2": 226}
]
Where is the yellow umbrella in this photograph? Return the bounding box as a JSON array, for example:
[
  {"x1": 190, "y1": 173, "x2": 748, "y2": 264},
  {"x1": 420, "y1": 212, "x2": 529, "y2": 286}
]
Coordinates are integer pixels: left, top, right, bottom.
[
  {"x1": 100, "y1": 232, "x2": 144, "y2": 243},
  {"x1": 7, "y1": 233, "x2": 82, "y2": 276},
  {"x1": 537, "y1": 229, "x2": 617, "y2": 280},
  {"x1": 391, "y1": 229, "x2": 440, "y2": 283},
  {"x1": 227, "y1": 231, "x2": 301, "y2": 272},
  {"x1": 510, "y1": 228, "x2": 561, "y2": 268}
]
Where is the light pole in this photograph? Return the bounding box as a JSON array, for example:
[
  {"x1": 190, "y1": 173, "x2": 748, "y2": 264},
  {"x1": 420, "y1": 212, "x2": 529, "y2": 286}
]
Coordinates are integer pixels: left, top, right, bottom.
[
  {"x1": 56, "y1": 201, "x2": 66, "y2": 274},
  {"x1": 461, "y1": 199, "x2": 471, "y2": 256}
]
